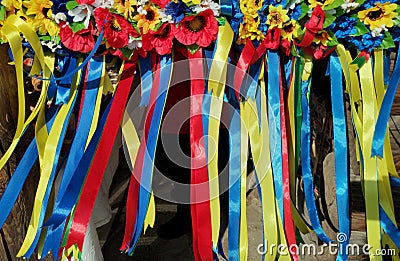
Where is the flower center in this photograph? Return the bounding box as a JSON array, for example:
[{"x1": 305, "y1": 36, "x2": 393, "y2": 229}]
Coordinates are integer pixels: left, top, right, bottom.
[
  {"x1": 367, "y1": 9, "x2": 384, "y2": 21},
  {"x1": 188, "y1": 16, "x2": 205, "y2": 32},
  {"x1": 270, "y1": 13, "x2": 282, "y2": 24},
  {"x1": 283, "y1": 22, "x2": 294, "y2": 33},
  {"x1": 145, "y1": 10, "x2": 155, "y2": 21},
  {"x1": 156, "y1": 26, "x2": 170, "y2": 38},
  {"x1": 111, "y1": 18, "x2": 122, "y2": 32}
]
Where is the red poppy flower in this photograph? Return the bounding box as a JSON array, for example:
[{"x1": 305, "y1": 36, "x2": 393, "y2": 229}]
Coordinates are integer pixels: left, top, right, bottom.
[
  {"x1": 152, "y1": 0, "x2": 169, "y2": 8},
  {"x1": 76, "y1": 0, "x2": 94, "y2": 4},
  {"x1": 59, "y1": 22, "x2": 95, "y2": 53},
  {"x1": 142, "y1": 23, "x2": 174, "y2": 55},
  {"x1": 94, "y1": 7, "x2": 139, "y2": 49},
  {"x1": 263, "y1": 28, "x2": 281, "y2": 50},
  {"x1": 172, "y1": 9, "x2": 218, "y2": 47}
]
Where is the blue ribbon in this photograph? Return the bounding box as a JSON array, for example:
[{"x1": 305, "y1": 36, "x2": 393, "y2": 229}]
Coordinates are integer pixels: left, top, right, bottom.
[
  {"x1": 390, "y1": 177, "x2": 400, "y2": 187},
  {"x1": 301, "y1": 77, "x2": 332, "y2": 243},
  {"x1": 42, "y1": 57, "x2": 103, "y2": 256},
  {"x1": 0, "y1": 105, "x2": 57, "y2": 230},
  {"x1": 228, "y1": 106, "x2": 241, "y2": 261},
  {"x1": 139, "y1": 54, "x2": 153, "y2": 107},
  {"x1": 372, "y1": 52, "x2": 400, "y2": 157},
  {"x1": 330, "y1": 54, "x2": 350, "y2": 260},
  {"x1": 129, "y1": 55, "x2": 173, "y2": 252},
  {"x1": 56, "y1": 56, "x2": 77, "y2": 105},
  {"x1": 267, "y1": 50, "x2": 284, "y2": 221},
  {"x1": 379, "y1": 206, "x2": 400, "y2": 249},
  {"x1": 220, "y1": 0, "x2": 233, "y2": 17}
]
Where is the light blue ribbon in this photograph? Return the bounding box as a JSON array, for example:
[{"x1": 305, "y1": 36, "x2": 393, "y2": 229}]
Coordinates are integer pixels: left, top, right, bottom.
[
  {"x1": 139, "y1": 54, "x2": 153, "y2": 107},
  {"x1": 330, "y1": 54, "x2": 350, "y2": 260}
]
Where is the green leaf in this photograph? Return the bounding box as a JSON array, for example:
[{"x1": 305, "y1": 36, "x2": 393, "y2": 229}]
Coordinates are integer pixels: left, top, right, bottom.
[
  {"x1": 380, "y1": 31, "x2": 395, "y2": 49},
  {"x1": 353, "y1": 20, "x2": 369, "y2": 36},
  {"x1": 120, "y1": 48, "x2": 134, "y2": 59},
  {"x1": 187, "y1": 44, "x2": 200, "y2": 55},
  {"x1": 66, "y1": 0, "x2": 78, "y2": 11},
  {"x1": 0, "y1": 6, "x2": 5, "y2": 21},
  {"x1": 323, "y1": 13, "x2": 336, "y2": 28},
  {"x1": 69, "y1": 22, "x2": 86, "y2": 33},
  {"x1": 325, "y1": 0, "x2": 344, "y2": 10},
  {"x1": 299, "y1": 3, "x2": 309, "y2": 20},
  {"x1": 327, "y1": 33, "x2": 338, "y2": 47},
  {"x1": 217, "y1": 17, "x2": 226, "y2": 26}
]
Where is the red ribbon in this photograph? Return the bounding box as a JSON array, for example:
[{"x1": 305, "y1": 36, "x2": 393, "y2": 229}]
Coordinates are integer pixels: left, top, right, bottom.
[
  {"x1": 296, "y1": 6, "x2": 324, "y2": 48},
  {"x1": 65, "y1": 61, "x2": 136, "y2": 250},
  {"x1": 280, "y1": 68, "x2": 297, "y2": 261},
  {"x1": 188, "y1": 49, "x2": 213, "y2": 261},
  {"x1": 234, "y1": 41, "x2": 255, "y2": 101},
  {"x1": 121, "y1": 54, "x2": 162, "y2": 250}
]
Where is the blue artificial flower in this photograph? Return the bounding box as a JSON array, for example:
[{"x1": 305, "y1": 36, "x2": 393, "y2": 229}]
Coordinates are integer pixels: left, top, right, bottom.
[
  {"x1": 362, "y1": 0, "x2": 397, "y2": 8},
  {"x1": 327, "y1": 16, "x2": 357, "y2": 39},
  {"x1": 350, "y1": 32, "x2": 384, "y2": 52},
  {"x1": 165, "y1": 0, "x2": 193, "y2": 23},
  {"x1": 288, "y1": 4, "x2": 302, "y2": 20},
  {"x1": 257, "y1": 1, "x2": 277, "y2": 33},
  {"x1": 231, "y1": 0, "x2": 243, "y2": 37}
]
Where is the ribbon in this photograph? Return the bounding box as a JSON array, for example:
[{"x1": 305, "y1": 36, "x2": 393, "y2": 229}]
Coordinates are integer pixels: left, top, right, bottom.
[
  {"x1": 330, "y1": 54, "x2": 350, "y2": 261},
  {"x1": 372, "y1": 52, "x2": 400, "y2": 157},
  {"x1": 266, "y1": 50, "x2": 284, "y2": 220},
  {"x1": 121, "y1": 55, "x2": 162, "y2": 251},
  {"x1": 55, "y1": 55, "x2": 77, "y2": 105},
  {"x1": 139, "y1": 53, "x2": 153, "y2": 107},
  {"x1": 65, "y1": 61, "x2": 136, "y2": 251},
  {"x1": 296, "y1": 6, "x2": 324, "y2": 48},
  {"x1": 128, "y1": 54, "x2": 173, "y2": 252},
  {"x1": 300, "y1": 59, "x2": 332, "y2": 244},
  {"x1": 189, "y1": 50, "x2": 213, "y2": 261}
]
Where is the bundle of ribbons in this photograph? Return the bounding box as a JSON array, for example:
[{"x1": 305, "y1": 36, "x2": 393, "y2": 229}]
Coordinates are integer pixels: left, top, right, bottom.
[{"x1": 0, "y1": 0, "x2": 400, "y2": 259}]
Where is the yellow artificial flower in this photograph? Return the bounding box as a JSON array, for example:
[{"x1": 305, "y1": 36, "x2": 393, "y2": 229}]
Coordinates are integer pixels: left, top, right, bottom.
[
  {"x1": 133, "y1": 4, "x2": 161, "y2": 34},
  {"x1": 2, "y1": 0, "x2": 22, "y2": 12},
  {"x1": 309, "y1": 0, "x2": 334, "y2": 9},
  {"x1": 182, "y1": 0, "x2": 201, "y2": 6},
  {"x1": 28, "y1": 13, "x2": 59, "y2": 36},
  {"x1": 313, "y1": 30, "x2": 332, "y2": 46},
  {"x1": 358, "y1": 2, "x2": 397, "y2": 30},
  {"x1": 114, "y1": 0, "x2": 136, "y2": 20},
  {"x1": 266, "y1": 4, "x2": 289, "y2": 29},
  {"x1": 281, "y1": 20, "x2": 300, "y2": 41},
  {"x1": 240, "y1": 0, "x2": 262, "y2": 16},
  {"x1": 23, "y1": 0, "x2": 52, "y2": 17},
  {"x1": 236, "y1": 15, "x2": 265, "y2": 45}
]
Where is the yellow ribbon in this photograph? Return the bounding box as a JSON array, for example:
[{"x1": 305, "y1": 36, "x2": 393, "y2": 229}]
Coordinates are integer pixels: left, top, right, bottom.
[{"x1": 206, "y1": 22, "x2": 234, "y2": 249}]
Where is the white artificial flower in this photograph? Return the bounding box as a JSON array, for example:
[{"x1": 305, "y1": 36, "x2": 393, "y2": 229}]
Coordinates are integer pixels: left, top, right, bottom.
[
  {"x1": 371, "y1": 25, "x2": 388, "y2": 37},
  {"x1": 68, "y1": 4, "x2": 93, "y2": 29},
  {"x1": 137, "y1": 5, "x2": 147, "y2": 15},
  {"x1": 53, "y1": 12, "x2": 67, "y2": 24},
  {"x1": 41, "y1": 41, "x2": 62, "y2": 52},
  {"x1": 158, "y1": 9, "x2": 173, "y2": 23},
  {"x1": 93, "y1": 0, "x2": 114, "y2": 8},
  {"x1": 127, "y1": 37, "x2": 142, "y2": 50},
  {"x1": 341, "y1": 0, "x2": 359, "y2": 13},
  {"x1": 191, "y1": 0, "x2": 220, "y2": 16},
  {"x1": 288, "y1": 0, "x2": 301, "y2": 10}
]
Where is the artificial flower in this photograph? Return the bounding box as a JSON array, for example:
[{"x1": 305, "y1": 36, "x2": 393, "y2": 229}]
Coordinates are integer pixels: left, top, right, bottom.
[
  {"x1": 327, "y1": 16, "x2": 357, "y2": 39},
  {"x1": 59, "y1": 21, "x2": 95, "y2": 52},
  {"x1": 133, "y1": 4, "x2": 162, "y2": 34},
  {"x1": 191, "y1": 0, "x2": 220, "y2": 16},
  {"x1": 95, "y1": 7, "x2": 139, "y2": 49},
  {"x1": 281, "y1": 20, "x2": 300, "y2": 41},
  {"x1": 23, "y1": 0, "x2": 52, "y2": 17},
  {"x1": 263, "y1": 27, "x2": 281, "y2": 49},
  {"x1": 350, "y1": 32, "x2": 384, "y2": 52},
  {"x1": 28, "y1": 13, "x2": 59, "y2": 36},
  {"x1": 152, "y1": 0, "x2": 170, "y2": 8},
  {"x1": 341, "y1": 0, "x2": 359, "y2": 13},
  {"x1": 236, "y1": 17, "x2": 264, "y2": 44},
  {"x1": 182, "y1": 0, "x2": 201, "y2": 6},
  {"x1": 165, "y1": 0, "x2": 192, "y2": 23},
  {"x1": 93, "y1": 0, "x2": 114, "y2": 8},
  {"x1": 157, "y1": 9, "x2": 173, "y2": 23},
  {"x1": 114, "y1": 0, "x2": 135, "y2": 19},
  {"x1": 358, "y1": 2, "x2": 397, "y2": 30},
  {"x1": 2, "y1": 0, "x2": 22, "y2": 12},
  {"x1": 68, "y1": 4, "x2": 93, "y2": 29},
  {"x1": 53, "y1": 12, "x2": 68, "y2": 24},
  {"x1": 308, "y1": 0, "x2": 334, "y2": 9},
  {"x1": 173, "y1": 9, "x2": 218, "y2": 47},
  {"x1": 313, "y1": 30, "x2": 332, "y2": 46},
  {"x1": 266, "y1": 4, "x2": 289, "y2": 29},
  {"x1": 142, "y1": 23, "x2": 174, "y2": 55},
  {"x1": 76, "y1": 0, "x2": 95, "y2": 5}
]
